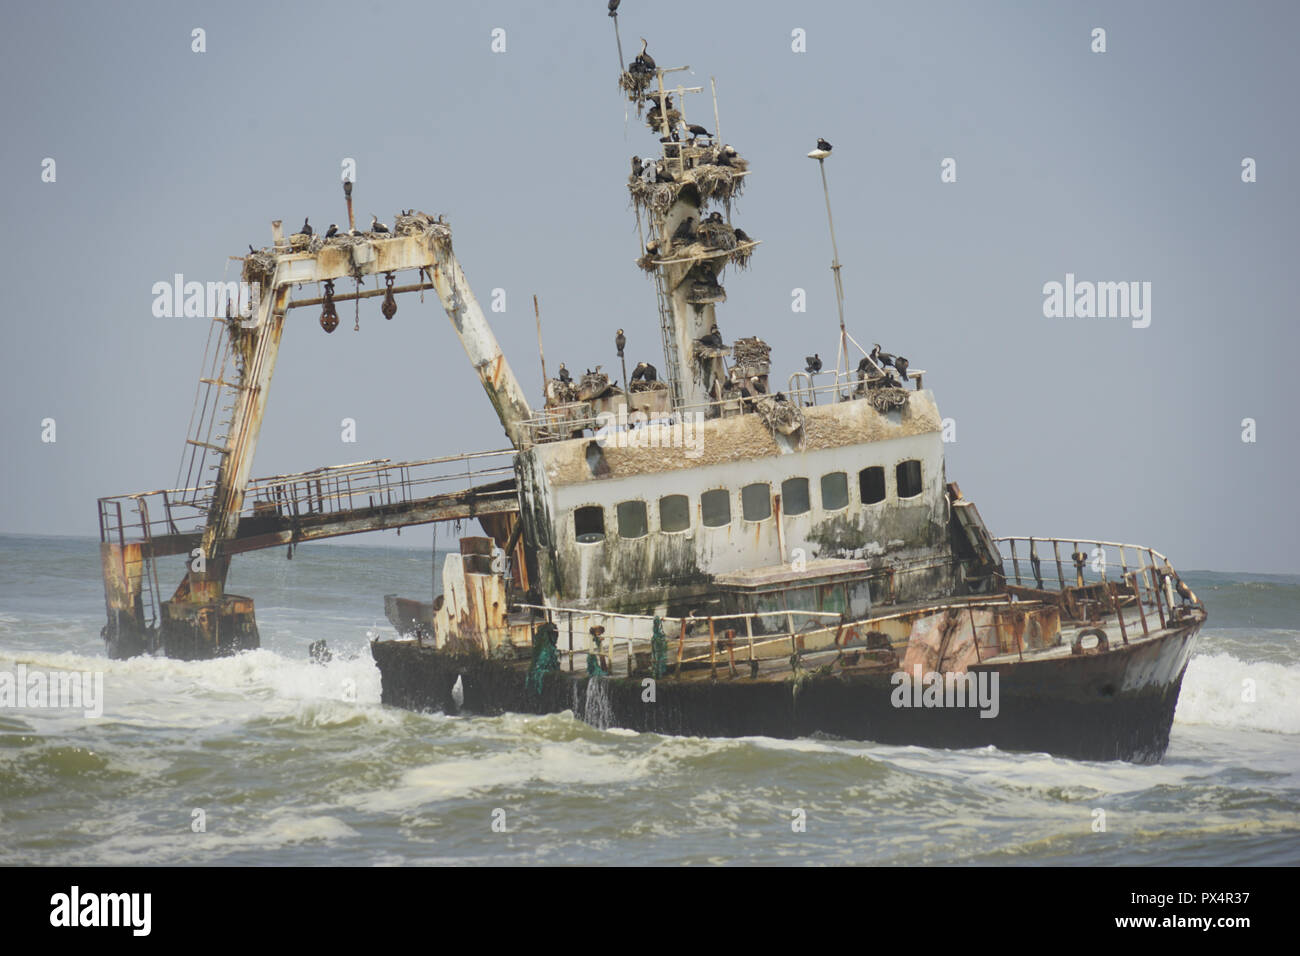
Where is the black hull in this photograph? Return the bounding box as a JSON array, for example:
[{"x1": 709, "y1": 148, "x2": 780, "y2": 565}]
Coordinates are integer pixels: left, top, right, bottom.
[{"x1": 370, "y1": 620, "x2": 1201, "y2": 764}]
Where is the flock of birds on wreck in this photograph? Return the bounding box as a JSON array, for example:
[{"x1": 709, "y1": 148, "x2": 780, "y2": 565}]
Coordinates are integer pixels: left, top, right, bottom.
[{"x1": 242, "y1": 20, "x2": 911, "y2": 406}]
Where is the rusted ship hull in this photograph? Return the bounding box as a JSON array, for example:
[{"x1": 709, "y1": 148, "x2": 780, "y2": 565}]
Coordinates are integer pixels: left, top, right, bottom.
[{"x1": 369, "y1": 616, "x2": 1201, "y2": 764}]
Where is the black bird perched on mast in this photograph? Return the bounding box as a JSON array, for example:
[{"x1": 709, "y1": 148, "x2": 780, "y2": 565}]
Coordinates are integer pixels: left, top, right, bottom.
[
  {"x1": 700, "y1": 325, "x2": 724, "y2": 349},
  {"x1": 632, "y1": 37, "x2": 656, "y2": 74},
  {"x1": 557, "y1": 362, "x2": 572, "y2": 384},
  {"x1": 805, "y1": 354, "x2": 822, "y2": 374},
  {"x1": 294, "y1": 218, "x2": 312, "y2": 237},
  {"x1": 817, "y1": 138, "x2": 832, "y2": 152},
  {"x1": 615, "y1": 328, "x2": 626, "y2": 357},
  {"x1": 608, "y1": 0, "x2": 620, "y2": 16},
  {"x1": 325, "y1": 223, "x2": 338, "y2": 238}
]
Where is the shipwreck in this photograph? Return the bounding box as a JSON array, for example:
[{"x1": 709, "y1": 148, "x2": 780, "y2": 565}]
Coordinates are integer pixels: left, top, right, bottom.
[{"x1": 95, "y1": 30, "x2": 1205, "y2": 763}]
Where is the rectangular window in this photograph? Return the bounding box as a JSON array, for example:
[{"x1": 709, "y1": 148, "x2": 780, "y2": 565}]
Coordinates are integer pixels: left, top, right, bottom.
[
  {"x1": 659, "y1": 494, "x2": 690, "y2": 533},
  {"x1": 701, "y1": 489, "x2": 732, "y2": 527},
  {"x1": 859, "y1": 466, "x2": 886, "y2": 504},
  {"x1": 741, "y1": 483, "x2": 772, "y2": 521},
  {"x1": 781, "y1": 477, "x2": 810, "y2": 516},
  {"x1": 821, "y1": 472, "x2": 849, "y2": 511},
  {"x1": 616, "y1": 500, "x2": 648, "y2": 539},
  {"x1": 896, "y1": 459, "x2": 923, "y2": 499},
  {"x1": 574, "y1": 506, "x2": 605, "y2": 543}
]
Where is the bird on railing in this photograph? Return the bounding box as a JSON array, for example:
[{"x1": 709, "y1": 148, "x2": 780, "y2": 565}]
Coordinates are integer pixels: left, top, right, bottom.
[{"x1": 687, "y1": 124, "x2": 712, "y2": 144}]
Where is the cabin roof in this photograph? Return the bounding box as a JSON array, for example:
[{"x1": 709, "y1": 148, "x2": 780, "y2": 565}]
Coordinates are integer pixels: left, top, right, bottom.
[
  {"x1": 530, "y1": 390, "x2": 943, "y2": 488},
  {"x1": 713, "y1": 558, "x2": 873, "y2": 590}
]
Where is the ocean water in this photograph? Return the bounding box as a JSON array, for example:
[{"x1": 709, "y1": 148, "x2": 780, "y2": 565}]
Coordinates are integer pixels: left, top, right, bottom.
[{"x1": 0, "y1": 533, "x2": 1297, "y2": 866}]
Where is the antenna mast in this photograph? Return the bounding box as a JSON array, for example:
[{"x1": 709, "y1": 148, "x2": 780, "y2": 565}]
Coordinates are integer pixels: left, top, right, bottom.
[{"x1": 812, "y1": 153, "x2": 848, "y2": 379}]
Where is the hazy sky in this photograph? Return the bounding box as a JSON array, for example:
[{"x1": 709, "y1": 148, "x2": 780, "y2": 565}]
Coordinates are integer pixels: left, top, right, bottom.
[{"x1": 2, "y1": 0, "x2": 1297, "y2": 574}]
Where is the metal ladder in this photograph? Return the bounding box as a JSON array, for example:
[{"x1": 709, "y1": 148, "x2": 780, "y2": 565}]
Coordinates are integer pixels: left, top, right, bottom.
[
  {"x1": 175, "y1": 318, "x2": 244, "y2": 509},
  {"x1": 134, "y1": 498, "x2": 163, "y2": 630}
]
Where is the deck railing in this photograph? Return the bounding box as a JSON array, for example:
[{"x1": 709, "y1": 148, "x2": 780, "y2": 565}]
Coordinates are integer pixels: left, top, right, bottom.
[
  {"x1": 98, "y1": 448, "x2": 516, "y2": 548},
  {"x1": 508, "y1": 598, "x2": 1017, "y2": 678},
  {"x1": 517, "y1": 373, "x2": 928, "y2": 447},
  {"x1": 993, "y1": 536, "x2": 1200, "y2": 638}
]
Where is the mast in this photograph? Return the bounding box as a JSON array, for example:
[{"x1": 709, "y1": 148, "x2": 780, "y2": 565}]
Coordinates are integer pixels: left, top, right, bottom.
[{"x1": 621, "y1": 45, "x2": 756, "y2": 412}]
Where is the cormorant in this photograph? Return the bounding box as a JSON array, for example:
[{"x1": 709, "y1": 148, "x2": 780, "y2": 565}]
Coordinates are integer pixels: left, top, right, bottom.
[
  {"x1": 672, "y1": 216, "x2": 696, "y2": 242},
  {"x1": 706, "y1": 211, "x2": 724, "y2": 224},
  {"x1": 805, "y1": 354, "x2": 822, "y2": 374},
  {"x1": 632, "y1": 38, "x2": 656, "y2": 74},
  {"x1": 294, "y1": 218, "x2": 312, "y2": 237},
  {"x1": 615, "y1": 328, "x2": 626, "y2": 357},
  {"x1": 557, "y1": 363, "x2": 571, "y2": 384},
  {"x1": 632, "y1": 362, "x2": 658, "y2": 383},
  {"x1": 733, "y1": 227, "x2": 751, "y2": 243},
  {"x1": 608, "y1": 0, "x2": 620, "y2": 15},
  {"x1": 370, "y1": 215, "x2": 390, "y2": 234},
  {"x1": 894, "y1": 356, "x2": 909, "y2": 382},
  {"x1": 699, "y1": 326, "x2": 724, "y2": 348},
  {"x1": 248, "y1": 244, "x2": 256, "y2": 254},
  {"x1": 325, "y1": 223, "x2": 338, "y2": 238},
  {"x1": 817, "y1": 138, "x2": 832, "y2": 152},
  {"x1": 870, "y1": 344, "x2": 895, "y2": 369},
  {"x1": 687, "y1": 124, "x2": 712, "y2": 142},
  {"x1": 631, "y1": 156, "x2": 643, "y2": 178}
]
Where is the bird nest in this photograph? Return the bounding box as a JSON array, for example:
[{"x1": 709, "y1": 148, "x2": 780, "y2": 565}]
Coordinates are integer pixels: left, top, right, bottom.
[
  {"x1": 635, "y1": 252, "x2": 659, "y2": 274},
  {"x1": 867, "y1": 387, "x2": 911, "y2": 413},
  {"x1": 629, "y1": 379, "x2": 667, "y2": 394},
  {"x1": 618, "y1": 70, "x2": 652, "y2": 107},
  {"x1": 394, "y1": 211, "x2": 452, "y2": 241},
  {"x1": 242, "y1": 250, "x2": 279, "y2": 288},
  {"x1": 694, "y1": 220, "x2": 736, "y2": 251},
  {"x1": 690, "y1": 163, "x2": 746, "y2": 205},
  {"x1": 732, "y1": 336, "x2": 771, "y2": 367},
  {"x1": 241, "y1": 213, "x2": 452, "y2": 287},
  {"x1": 663, "y1": 230, "x2": 754, "y2": 273},
  {"x1": 628, "y1": 177, "x2": 682, "y2": 217},
  {"x1": 578, "y1": 370, "x2": 613, "y2": 401},
  {"x1": 693, "y1": 343, "x2": 731, "y2": 361},
  {"x1": 646, "y1": 108, "x2": 682, "y2": 135},
  {"x1": 756, "y1": 394, "x2": 803, "y2": 437},
  {"x1": 547, "y1": 380, "x2": 581, "y2": 405}
]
